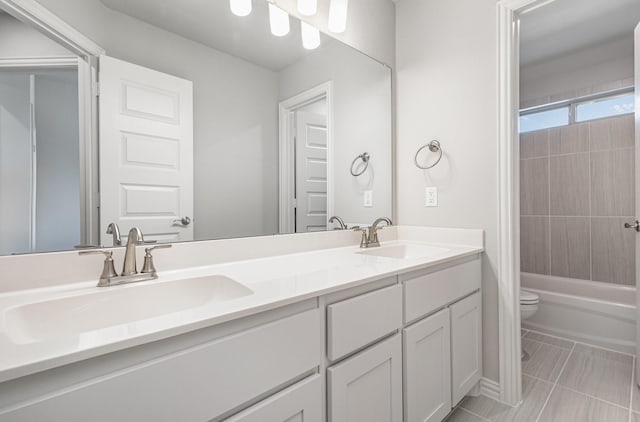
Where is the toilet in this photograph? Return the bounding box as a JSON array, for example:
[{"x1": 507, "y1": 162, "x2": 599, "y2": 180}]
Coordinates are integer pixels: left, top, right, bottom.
[
  {"x1": 520, "y1": 289, "x2": 539, "y2": 360},
  {"x1": 520, "y1": 289, "x2": 539, "y2": 320}
]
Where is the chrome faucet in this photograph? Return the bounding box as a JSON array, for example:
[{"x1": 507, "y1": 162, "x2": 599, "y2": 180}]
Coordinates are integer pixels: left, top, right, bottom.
[
  {"x1": 122, "y1": 227, "x2": 144, "y2": 276},
  {"x1": 328, "y1": 215, "x2": 347, "y2": 230},
  {"x1": 355, "y1": 217, "x2": 393, "y2": 248},
  {"x1": 106, "y1": 223, "x2": 122, "y2": 246}
]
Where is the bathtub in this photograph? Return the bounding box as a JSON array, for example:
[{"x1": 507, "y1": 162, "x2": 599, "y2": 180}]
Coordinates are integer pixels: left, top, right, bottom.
[{"x1": 521, "y1": 272, "x2": 636, "y2": 354}]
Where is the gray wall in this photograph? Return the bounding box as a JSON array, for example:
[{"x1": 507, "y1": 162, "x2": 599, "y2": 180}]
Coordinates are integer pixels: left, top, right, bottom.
[
  {"x1": 396, "y1": 0, "x2": 500, "y2": 382},
  {"x1": 279, "y1": 40, "x2": 393, "y2": 226},
  {"x1": 34, "y1": 70, "x2": 81, "y2": 252},
  {"x1": 0, "y1": 12, "x2": 71, "y2": 57},
  {"x1": 520, "y1": 114, "x2": 636, "y2": 285}
]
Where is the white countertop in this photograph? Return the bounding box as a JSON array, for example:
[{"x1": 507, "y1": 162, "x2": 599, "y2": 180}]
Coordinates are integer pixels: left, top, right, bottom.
[{"x1": 0, "y1": 227, "x2": 483, "y2": 383}]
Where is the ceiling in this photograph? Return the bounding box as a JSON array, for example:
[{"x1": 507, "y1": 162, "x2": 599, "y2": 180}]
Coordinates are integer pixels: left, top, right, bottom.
[
  {"x1": 520, "y1": 0, "x2": 640, "y2": 65},
  {"x1": 99, "y1": 0, "x2": 331, "y2": 71}
]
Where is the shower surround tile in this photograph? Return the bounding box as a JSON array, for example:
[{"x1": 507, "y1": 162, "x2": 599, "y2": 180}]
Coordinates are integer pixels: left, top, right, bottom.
[
  {"x1": 521, "y1": 158, "x2": 549, "y2": 216},
  {"x1": 590, "y1": 148, "x2": 635, "y2": 217},
  {"x1": 549, "y1": 123, "x2": 589, "y2": 155},
  {"x1": 538, "y1": 386, "x2": 628, "y2": 422},
  {"x1": 591, "y1": 217, "x2": 636, "y2": 285},
  {"x1": 589, "y1": 114, "x2": 634, "y2": 151},
  {"x1": 549, "y1": 153, "x2": 590, "y2": 216},
  {"x1": 549, "y1": 217, "x2": 590, "y2": 280},
  {"x1": 520, "y1": 217, "x2": 549, "y2": 274},
  {"x1": 520, "y1": 130, "x2": 549, "y2": 159},
  {"x1": 557, "y1": 344, "x2": 632, "y2": 407}
]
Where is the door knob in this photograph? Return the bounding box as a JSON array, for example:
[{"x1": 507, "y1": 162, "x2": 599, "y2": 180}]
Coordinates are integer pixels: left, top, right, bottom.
[
  {"x1": 624, "y1": 220, "x2": 640, "y2": 232},
  {"x1": 173, "y1": 216, "x2": 192, "y2": 226}
]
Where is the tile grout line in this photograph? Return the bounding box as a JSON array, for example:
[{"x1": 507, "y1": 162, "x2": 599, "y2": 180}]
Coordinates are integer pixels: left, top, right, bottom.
[
  {"x1": 629, "y1": 357, "x2": 635, "y2": 422},
  {"x1": 534, "y1": 342, "x2": 576, "y2": 422},
  {"x1": 526, "y1": 329, "x2": 634, "y2": 357}
]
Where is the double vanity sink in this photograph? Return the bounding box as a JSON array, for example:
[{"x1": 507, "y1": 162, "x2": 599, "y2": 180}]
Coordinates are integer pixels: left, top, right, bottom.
[
  {"x1": 3, "y1": 240, "x2": 452, "y2": 350},
  {"x1": 0, "y1": 226, "x2": 484, "y2": 422}
]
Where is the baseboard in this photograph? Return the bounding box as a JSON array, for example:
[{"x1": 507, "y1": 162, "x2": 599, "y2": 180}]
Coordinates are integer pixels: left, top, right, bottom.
[{"x1": 479, "y1": 377, "x2": 501, "y2": 402}]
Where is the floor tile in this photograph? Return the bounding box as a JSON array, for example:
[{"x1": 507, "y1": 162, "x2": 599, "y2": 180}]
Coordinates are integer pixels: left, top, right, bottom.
[
  {"x1": 558, "y1": 344, "x2": 633, "y2": 407},
  {"x1": 460, "y1": 375, "x2": 552, "y2": 421},
  {"x1": 521, "y1": 339, "x2": 570, "y2": 382},
  {"x1": 632, "y1": 363, "x2": 640, "y2": 412},
  {"x1": 633, "y1": 413, "x2": 640, "y2": 422},
  {"x1": 524, "y1": 331, "x2": 574, "y2": 350},
  {"x1": 445, "y1": 407, "x2": 489, "y2": 422},
  {"x1": 538, "y1": 386, "x2": 628, "y2": 422},
  {"x1": 521, "y1": 329, "x2": 528, "y2": 337}
]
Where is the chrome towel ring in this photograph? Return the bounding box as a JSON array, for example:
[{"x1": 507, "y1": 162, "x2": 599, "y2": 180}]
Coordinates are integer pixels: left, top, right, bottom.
[
  {"x1": 415, "y1": 140, "x2": 443, "y2": 169},
  {"x1": 350, "y1": 152, "x2": 370, "y2": 176}
]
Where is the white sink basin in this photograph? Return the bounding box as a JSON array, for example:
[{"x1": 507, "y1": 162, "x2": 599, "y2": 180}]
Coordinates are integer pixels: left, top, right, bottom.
[
  {"x1": 5, "y1": 275, "x2": 253, "y2": 342},
  {"x1": 357, "y1": 243, "x2": 450, "y2": 260}
]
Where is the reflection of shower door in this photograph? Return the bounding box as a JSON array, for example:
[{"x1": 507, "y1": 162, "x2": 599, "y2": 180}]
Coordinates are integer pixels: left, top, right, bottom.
[
  {"x1": 99, "y1": 55, "x2": 194, "y2": 246},
  {"x1": 295, "y1": 111, "x2": 328, "y2": 232}
]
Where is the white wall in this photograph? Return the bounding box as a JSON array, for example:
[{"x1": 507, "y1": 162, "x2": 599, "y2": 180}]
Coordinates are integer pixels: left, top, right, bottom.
[
  {"x1": 279, "y1": 40, "x2": 393, "y2": 226},
  {"x1": 273, "y1": 0, "x2": 396, "y2": 67},
  {"x1": 35, "y1": 0, "x2": 281, "y2": 240},
  {"x1": 521, "y1": 36, "x2": 634, "y2": 105},
  {"x1": 0, "y1": 12, "x2": 71, "y2": 57},
  {"x1": 396, "y1": 0, "x2": 500, "y2": 382}
]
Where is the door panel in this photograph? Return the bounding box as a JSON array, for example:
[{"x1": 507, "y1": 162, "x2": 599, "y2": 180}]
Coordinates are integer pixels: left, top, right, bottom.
[
  {"x1": 99, "y1": 55, "x2": 193, "y2": 245},
  {"x1": 451, "y1": 292, "x2": 482, "y2": 405},
  {"x1": 295, "y1": 111, "x2": 327, "y2": 233}
]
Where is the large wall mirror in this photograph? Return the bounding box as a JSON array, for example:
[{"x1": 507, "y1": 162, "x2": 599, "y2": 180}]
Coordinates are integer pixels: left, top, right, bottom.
[{"x1": 0, "y1": 0, "x2": 392, "y2": 255}]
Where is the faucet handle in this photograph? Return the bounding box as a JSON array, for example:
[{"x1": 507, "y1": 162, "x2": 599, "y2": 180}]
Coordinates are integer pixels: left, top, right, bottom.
[
  {"x1": 141, "y1": 244, "x2": 172, "y2": 274},
  {"x1": 79, "y1": 250, "x2": 119, "y2": 286}
]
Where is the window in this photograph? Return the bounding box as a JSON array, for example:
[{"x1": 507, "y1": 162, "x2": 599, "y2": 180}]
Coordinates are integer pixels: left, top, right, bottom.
[
  {"x1": 519, "y1": 89, "x2": 635, "y2": 134},
  {"x1": 519, "y1": 106, "x2": 569, "y2": 133},
  {"x1": 575, "y1": 92, "x2": 635, "y2": 122}
]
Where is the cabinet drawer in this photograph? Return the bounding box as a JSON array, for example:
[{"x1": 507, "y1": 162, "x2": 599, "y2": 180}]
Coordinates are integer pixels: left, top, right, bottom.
[
  {"x1": 327, "y1": 284, "x2": 402, "y2": 361},
  {"x1": 402, "y1": 258, "x2": 480, "y2": 323},
  {"x1": 225, "y1": 375, "x2": 322, "y2": 422},
  {"x1": 0, "y1": 309, "x2": 321, "y2": 422}
]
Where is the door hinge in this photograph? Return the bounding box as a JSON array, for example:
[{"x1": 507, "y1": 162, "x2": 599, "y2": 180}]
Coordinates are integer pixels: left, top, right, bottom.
[
  {"x1": 93, "y1": 81, "x2": 100, "y2": 97},
  {"x1": 292, "y1": 199, "x2": 297, "y2": 208}
]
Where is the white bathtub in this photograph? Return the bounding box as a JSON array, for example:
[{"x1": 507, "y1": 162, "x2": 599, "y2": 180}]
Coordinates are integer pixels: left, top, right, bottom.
[{"x1": 521, "y1": 272, "x2": 636, "y2": 354}]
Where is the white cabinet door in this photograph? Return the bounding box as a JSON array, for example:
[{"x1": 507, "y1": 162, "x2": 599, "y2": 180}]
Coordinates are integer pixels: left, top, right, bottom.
[
  {"x1": 226, "y1": 375, "x2": 322, "y2": 422},
  {"x1": 403, "y1": 308, "x2": 451, "y2": 422},
  {"x1": 327, "y1": 334, "x2": 402, "y2": 422},
  {"x1": 450, "y1": 292, "x2": 482, "y2": 405}
]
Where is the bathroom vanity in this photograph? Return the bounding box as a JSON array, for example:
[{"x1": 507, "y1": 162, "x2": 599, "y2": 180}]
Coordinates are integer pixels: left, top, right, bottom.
[{"x1": 0, "y1": 226, "x2": 482, "y2": 422}]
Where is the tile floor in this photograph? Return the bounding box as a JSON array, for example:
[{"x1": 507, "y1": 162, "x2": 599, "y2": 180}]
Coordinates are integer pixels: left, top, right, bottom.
[{"x1": 445, "y1": 330, "x2": 639, "y2": 422}]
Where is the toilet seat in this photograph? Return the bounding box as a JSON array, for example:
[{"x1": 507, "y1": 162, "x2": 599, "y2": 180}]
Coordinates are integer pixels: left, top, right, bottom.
[{"x1": 520, "y1": 289, "x2": 539, "y2": 305}]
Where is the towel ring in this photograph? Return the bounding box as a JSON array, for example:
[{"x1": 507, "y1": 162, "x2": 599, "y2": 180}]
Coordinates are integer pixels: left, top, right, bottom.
[
  {"x1": 415, "y1": 140, "x2": 443, "y2": 170},
  {"x1": 350, "y1": 152, "x2": 370, "y2": 176}
]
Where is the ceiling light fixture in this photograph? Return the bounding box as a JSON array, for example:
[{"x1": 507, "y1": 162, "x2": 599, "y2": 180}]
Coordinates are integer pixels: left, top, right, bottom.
[
  {"x1": 297, "y1": 0, "x2": 317, "y2": 16},
  {"x1": 328, "y1": 0, "x2": 348, "y2": 33},
  {"x1": 230, "y1": 0, "x2": 252, "y2": 17},
  {"x1": 268, "y1": 3, "x2": 290, "y2": 37},
  {"x1": 301, "y1": 21, "x2": 320, "y2": 50}
]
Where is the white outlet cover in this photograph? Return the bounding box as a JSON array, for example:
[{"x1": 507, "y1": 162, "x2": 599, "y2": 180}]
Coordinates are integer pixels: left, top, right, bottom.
[
  {"x1": 363, "y1": 190, "x2": 373, "y2": 207},
  {"x1": 425, "y1": 187, "x2": 438, "y2": 207}
]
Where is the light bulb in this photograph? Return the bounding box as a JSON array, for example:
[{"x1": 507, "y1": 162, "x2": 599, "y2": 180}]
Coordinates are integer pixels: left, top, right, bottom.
[
  {"x1": 297, "y1": 0, "x2": 317, "y2": 16},
  {"x1": 301, "y1": 21, "x2": 320, "y2": 50},
  {"x1": 230, "y1": 0, "x2": 251, "y2": 17},
  {"x1": 328, "y1": 0, "x2": 348, "y2": 33},
  {"x1": 268, "y1": 3, "x2": 290, "y2": 37}
]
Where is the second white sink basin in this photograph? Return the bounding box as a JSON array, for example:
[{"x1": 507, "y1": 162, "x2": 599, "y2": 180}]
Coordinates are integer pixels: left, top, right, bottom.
[
  {"x1": 357, "y1": 243, "x2": 450, "y2": 260},
  {"x1": 5, "y1": 275, "x2": 253, "y2": 342}
]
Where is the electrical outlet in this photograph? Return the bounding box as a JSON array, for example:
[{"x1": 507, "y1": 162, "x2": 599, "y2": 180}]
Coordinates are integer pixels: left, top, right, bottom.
[
  {"x1": 425, "y1": 187, "x2": 438, "y2": 207},
  {"x1": 363, "y1": 190, "x2": 373, "y2": 207}
]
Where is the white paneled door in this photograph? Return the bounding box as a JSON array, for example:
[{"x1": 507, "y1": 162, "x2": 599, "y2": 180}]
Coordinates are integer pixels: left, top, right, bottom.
[
  {"x1": 99, "y1": 55, "x2": 193, "y2": 245},
  {"x1": 295, "y1": 111, "x2": 327, "y2": 233}
]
